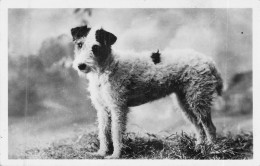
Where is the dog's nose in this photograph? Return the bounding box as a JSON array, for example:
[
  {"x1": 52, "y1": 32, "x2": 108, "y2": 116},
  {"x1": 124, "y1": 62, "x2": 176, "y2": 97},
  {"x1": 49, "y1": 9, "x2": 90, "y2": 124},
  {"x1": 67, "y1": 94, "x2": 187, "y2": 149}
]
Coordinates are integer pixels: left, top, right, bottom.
[{"x1": 78, "y1": 63, "x2": 87, "y2": 71}]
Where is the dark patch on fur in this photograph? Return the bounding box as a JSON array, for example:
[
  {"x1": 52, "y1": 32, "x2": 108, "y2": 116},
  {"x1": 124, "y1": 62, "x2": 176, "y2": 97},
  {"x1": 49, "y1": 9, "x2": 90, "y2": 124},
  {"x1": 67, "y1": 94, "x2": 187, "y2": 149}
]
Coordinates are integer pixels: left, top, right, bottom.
[
  {"x1": 92, "y1": 28, "x2": 117, "y2": 68},
  {"x1": 92, "y1": 44, "x2": 111, "y2": 58},
  {"x1": 71, "y1": 25, "x2": 91, "y2": 41},
  {"x1": 92, "y1": 44, "x2": 112, "y2": 68},
  {"x1": 95, "y1": 28, "x2": 117, "y2": 46},
  {"x1": 151, "y1": 50, "x2": 161, "y2": 64}
]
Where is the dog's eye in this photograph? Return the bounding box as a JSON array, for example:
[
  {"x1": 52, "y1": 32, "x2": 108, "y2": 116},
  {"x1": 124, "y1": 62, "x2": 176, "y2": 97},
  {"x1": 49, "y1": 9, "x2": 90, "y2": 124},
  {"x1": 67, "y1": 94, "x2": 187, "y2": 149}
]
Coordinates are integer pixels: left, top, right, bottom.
[{"x1": 77, "y1": 42, "x2": 83, "y2": 49}]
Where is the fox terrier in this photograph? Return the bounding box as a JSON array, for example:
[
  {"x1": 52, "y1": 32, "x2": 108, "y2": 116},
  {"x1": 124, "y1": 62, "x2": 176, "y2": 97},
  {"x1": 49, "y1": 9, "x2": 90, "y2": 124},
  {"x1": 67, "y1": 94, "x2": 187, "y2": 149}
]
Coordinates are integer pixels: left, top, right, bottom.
[{"x1": 71, "y1": 25, "x2": 223, "y2": 159}]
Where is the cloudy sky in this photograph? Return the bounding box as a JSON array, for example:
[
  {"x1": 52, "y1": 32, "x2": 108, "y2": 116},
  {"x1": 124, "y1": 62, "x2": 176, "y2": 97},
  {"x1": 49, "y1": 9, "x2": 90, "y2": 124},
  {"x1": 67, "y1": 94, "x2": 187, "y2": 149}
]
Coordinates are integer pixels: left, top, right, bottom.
[{"x1": 9, "y1": 8, "x2": 252, "y2": 83}]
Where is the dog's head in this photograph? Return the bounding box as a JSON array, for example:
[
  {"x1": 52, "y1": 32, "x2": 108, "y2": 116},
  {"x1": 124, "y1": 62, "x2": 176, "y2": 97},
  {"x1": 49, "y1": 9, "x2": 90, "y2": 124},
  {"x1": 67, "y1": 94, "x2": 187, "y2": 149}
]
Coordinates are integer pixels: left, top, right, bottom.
[{"x1": 71, "y1": 25, "x2": 117, "y2": 74}]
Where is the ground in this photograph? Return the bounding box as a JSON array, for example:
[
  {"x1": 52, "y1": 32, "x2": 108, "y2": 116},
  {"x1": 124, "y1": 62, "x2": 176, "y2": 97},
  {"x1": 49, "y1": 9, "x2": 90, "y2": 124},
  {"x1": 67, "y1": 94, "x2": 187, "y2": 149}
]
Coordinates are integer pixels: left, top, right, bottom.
[
  {"x1": 23, "y1": 130, "x2": 252, "y2": 159},
  {"x1": 9, "y1": 110, "x2": 253, "y2": 159}
]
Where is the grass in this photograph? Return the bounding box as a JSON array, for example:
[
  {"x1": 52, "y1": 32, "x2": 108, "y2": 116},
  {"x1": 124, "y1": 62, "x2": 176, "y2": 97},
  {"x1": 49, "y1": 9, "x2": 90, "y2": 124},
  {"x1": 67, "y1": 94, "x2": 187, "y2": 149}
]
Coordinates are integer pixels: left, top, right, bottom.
[{"x1": 24, "y1": 131, "x2": 253, "y2": 159}]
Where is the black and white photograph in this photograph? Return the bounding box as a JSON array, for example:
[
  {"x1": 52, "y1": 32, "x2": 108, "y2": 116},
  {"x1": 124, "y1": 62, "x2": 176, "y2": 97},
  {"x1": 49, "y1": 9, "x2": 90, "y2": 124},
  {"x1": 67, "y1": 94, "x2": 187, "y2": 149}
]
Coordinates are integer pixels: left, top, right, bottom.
[{"x1": 0, "y1": 0, "x2": 260, "y2": 165}]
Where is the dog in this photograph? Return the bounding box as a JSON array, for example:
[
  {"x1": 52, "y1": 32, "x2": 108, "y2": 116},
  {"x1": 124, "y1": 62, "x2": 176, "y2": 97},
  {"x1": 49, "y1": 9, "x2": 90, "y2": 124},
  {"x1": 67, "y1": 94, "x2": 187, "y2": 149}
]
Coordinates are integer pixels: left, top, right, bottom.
[{"x1": 71, "y1": 25, "x2": 223, "y2": 159}]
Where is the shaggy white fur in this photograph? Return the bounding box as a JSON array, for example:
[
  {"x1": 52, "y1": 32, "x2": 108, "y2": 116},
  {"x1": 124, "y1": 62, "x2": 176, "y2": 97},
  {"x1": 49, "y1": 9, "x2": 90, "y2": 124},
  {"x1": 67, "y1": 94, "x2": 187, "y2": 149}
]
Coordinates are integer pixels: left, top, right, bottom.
[{"x1": 71, "y1": 25, "x2": 223, "y2": 159}]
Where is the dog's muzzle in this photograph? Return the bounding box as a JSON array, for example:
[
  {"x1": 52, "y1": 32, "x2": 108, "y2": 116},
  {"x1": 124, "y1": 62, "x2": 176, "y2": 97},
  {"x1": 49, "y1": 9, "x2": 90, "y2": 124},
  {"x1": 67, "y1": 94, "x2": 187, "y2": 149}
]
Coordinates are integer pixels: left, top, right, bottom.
[{"x1": 78, "y1": 63, "x2": 91, "y2": 73}]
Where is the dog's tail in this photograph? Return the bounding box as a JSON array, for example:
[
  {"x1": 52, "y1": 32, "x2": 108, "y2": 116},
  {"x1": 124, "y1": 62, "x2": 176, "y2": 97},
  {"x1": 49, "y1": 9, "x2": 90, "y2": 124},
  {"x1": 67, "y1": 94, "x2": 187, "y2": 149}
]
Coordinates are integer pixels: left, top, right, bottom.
[
  {"x1": 216, "y1": 76, "x2": 223, "y2": 96},
  {"x1": 211, "y1": 65, "x2": 223, "y2": 96}
]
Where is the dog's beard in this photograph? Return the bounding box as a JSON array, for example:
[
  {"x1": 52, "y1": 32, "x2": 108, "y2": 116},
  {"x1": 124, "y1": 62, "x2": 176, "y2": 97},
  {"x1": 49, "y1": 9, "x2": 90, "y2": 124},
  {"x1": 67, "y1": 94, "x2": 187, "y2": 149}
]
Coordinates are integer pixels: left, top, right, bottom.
[
  {"x1": 82, "y1": 65, "x2": 92, "y2": 73},
  {"x1": 75, "y1": 64, "x2": 92, "y2": 78},
  {"x1": 77, "y1": 70, "x2": 89, "y2": 78}
]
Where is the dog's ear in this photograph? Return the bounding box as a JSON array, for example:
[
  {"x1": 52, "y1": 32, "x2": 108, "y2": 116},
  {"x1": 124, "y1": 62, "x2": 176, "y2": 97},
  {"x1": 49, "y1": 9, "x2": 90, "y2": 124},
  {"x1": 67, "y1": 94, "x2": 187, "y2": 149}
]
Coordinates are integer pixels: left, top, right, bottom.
[
  {"x1": 71, "y1": 25, "x2": 91, "y2": 41},
  {"x1": 95, "y1": 28, "x2": 117, "y2": 46}
]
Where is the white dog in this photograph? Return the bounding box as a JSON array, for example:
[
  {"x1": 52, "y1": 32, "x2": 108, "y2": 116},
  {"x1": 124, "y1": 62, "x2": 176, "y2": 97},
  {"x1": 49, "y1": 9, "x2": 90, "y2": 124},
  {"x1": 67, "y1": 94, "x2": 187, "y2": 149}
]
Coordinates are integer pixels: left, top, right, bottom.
[{"x1": 71, "y1": 25, "x2": 223, "y2": 159}]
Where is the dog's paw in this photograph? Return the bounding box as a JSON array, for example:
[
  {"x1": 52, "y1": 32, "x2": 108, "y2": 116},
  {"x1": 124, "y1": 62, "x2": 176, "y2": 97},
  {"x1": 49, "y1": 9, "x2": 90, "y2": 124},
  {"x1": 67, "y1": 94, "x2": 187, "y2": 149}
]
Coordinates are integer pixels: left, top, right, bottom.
[
  {"x1": 195, "y1": 139, "x2": 205, "y2": 146},
  {"x1": 85, "y1": 151, "x2": 106, "y2": 159},
  {"x1": 205, "y1": 137, "x2": 216, "y2": 145}
]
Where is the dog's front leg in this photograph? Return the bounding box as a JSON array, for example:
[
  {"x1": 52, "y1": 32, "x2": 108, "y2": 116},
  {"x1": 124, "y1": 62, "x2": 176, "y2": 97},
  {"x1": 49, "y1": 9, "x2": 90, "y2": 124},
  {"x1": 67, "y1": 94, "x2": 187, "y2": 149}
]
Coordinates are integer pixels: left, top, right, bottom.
[
  {"x1": 95, "y1": 107, "x2": 111, "y2": 156},
  {"x1": 87, "y1": 99, "x2": 111, "y2": 157},
  {"x1": 105, "y1": 106, "x2": 128, "y2": 159}
]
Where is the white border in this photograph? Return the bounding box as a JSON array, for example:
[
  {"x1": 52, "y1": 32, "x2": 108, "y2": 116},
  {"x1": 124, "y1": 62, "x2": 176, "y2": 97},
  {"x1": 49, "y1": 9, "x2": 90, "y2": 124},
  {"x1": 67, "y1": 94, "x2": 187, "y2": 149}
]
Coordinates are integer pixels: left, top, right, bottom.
[
  {"x1": 0, "y1": 0, "x2": 259, "y2": 166},
  {"x1": 0, "y1": 0, "x2": 255, "y2": 8}
]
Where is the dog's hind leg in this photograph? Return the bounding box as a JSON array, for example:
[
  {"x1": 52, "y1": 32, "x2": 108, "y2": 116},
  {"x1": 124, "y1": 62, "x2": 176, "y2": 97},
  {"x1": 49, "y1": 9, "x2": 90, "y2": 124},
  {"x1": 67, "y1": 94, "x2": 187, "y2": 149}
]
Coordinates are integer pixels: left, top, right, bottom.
[
  {"x1": 200, "y1": 110, "x2": 216, "y2": 143},
  {"x1": 189, "y1": 87, "x2": 217, "y2": 143},
  {"x1": 105, "y1": 106, "x2": 128, "y2": 159},
  {"x1": 177, "y1": 87, "x2": 217, "y2": 144},
  {"x1": 173, "y1": 94, "x2": 207, "y2": 144}
]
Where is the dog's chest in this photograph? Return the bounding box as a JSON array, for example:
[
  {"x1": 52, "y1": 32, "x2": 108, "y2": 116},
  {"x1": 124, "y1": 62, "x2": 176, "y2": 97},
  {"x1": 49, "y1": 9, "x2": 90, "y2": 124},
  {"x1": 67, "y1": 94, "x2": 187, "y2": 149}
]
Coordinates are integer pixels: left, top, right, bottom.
[{"x1": 87, "y1": 73, "x2": 113, "y2": 105}]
